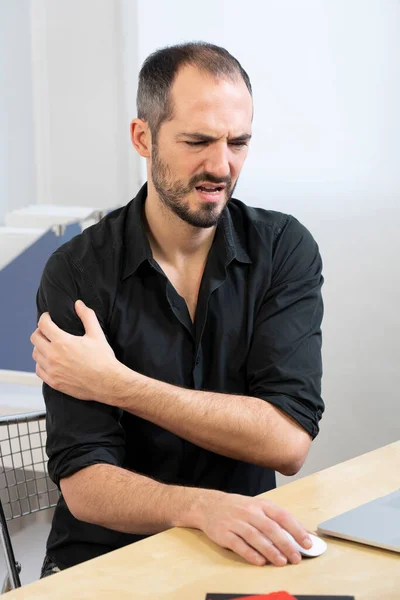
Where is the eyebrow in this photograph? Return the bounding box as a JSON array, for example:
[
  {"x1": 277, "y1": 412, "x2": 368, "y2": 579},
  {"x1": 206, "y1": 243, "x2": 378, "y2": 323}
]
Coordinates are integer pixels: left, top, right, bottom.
[{"x1": 176, "y1": 132, "x2": 252, "y2": 143}]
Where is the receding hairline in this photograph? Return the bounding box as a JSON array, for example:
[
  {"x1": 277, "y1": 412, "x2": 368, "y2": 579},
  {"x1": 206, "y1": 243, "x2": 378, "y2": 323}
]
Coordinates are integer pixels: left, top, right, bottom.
[
  {"x1": 136, "y1": 42, "x2": 253, "y2": 136},
  {"x1": 172, "y1": 62, "x2": 249, "y2": 88},
  {"x1": 159, "y1": 65, "x2": 253, "y2": 130}
]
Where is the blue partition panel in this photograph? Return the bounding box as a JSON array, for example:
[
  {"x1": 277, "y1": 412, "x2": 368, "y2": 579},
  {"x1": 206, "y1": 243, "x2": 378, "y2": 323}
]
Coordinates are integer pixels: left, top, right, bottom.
[{"x1": 0, "y1": 223, "x2": 81, "y2": 371}]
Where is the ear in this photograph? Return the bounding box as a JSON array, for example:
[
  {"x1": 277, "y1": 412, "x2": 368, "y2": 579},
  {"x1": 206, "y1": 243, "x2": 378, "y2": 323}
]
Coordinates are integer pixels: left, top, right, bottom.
[{"x1": 130, "y1": 118, "x2": 151, "y2": 158}]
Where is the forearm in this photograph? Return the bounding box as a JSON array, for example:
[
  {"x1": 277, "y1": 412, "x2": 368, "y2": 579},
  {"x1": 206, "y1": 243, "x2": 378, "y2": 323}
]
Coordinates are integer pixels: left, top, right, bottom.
[
  {"x1": 60, "y1": 463, "x2": 220, "y2": 534},
  {"x1": 60, "y1": 463, "x2": 315, "y2": 569},
  {"x1": 111, "y1": 365, "x2": 310, "y2": 475}
]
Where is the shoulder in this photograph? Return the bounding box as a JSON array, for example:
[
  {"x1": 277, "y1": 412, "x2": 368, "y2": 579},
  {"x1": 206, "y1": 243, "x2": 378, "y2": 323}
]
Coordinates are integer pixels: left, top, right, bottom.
[
  {"x1": 228, "y1": 198, "x2": 320, "y2": 261},
  {"x1": 229, "y1": 197, "x2": 289, "y2": 232},
  {"x1": 54, "y1": 203, "x2": 129, "y2": 269},
  {"x1": 39, "y1": 203, "x2": 131, "y2": 325}
]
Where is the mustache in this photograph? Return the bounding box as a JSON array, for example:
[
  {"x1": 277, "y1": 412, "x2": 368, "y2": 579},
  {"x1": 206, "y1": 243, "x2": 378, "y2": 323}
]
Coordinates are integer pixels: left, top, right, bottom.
[{"x1": 190, "y1": 173, "x2": 232, "y2": 188}]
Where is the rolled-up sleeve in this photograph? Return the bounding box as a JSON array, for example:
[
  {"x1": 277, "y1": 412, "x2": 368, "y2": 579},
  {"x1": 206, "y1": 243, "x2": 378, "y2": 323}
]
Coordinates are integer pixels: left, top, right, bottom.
[
  {"x1": 247, "y1": 217, "x2": 324, "y2": 439},
  {"x1": 37, "y1": 250, "x2": 126, "y2": 487}
]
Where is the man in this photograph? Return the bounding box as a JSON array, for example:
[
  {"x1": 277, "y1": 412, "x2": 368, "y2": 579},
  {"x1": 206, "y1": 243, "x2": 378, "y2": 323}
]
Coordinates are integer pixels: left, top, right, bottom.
[{"x1": 31, "y1": 42, "x2": 324, "y2": 577}]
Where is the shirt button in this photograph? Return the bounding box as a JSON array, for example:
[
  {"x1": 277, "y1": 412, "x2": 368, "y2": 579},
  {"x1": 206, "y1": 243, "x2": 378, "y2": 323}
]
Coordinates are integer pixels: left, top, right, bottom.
[{"x1": 195, "y1": 357, "x2": 200, "y2": 365}]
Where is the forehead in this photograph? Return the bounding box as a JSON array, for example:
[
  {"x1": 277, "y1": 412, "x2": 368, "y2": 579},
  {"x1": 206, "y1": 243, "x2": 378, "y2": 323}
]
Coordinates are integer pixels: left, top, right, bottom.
[{"x1": 167, "y1": 65, "x2": 253, "y2": 134}]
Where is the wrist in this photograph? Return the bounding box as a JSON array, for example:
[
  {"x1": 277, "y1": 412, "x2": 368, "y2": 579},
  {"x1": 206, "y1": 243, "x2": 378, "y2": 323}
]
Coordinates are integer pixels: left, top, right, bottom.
[
  {"x1": 99, "y1": 360, "x2": 138, "y2": 407},
  {"x1": 170, "y1": 486, "x2": 224, "y2": 530}
]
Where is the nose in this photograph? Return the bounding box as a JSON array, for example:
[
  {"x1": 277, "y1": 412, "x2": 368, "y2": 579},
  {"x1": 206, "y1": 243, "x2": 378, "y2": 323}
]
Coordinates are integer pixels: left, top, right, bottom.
[{"x1": 202, "y1": 142, "x2": 230, "y2": 180}]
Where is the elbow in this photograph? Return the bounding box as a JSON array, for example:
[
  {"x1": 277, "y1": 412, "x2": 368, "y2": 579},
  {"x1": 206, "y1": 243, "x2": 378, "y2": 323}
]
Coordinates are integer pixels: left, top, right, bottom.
[
  {"x1": 60, "y1": 464, "x2": 109, "y2": 524},
  {"x1": 277, "y1": 455, "x2": 306, "y2": 477},
  {"x1": 256, "y1": 449, "x2": 307, "y2": 476},
  {"x1": 67, "y1": 503, "x2": 84, "y2": 522},
  {"x1": 60, "y1": 468, "x2": 99, "y2": 523},
  {"x1": 272, "y1": 435, "x2": 312, "y2": 477},
  {"x1": 60, "y1": 477, "x2": 84, "y2": 521}
]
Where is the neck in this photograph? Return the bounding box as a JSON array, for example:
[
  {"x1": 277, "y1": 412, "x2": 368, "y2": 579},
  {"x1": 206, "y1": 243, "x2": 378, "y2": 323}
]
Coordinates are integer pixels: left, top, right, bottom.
[{"x1": 144, "y1": 182, "x2": 216, "y2": 268}]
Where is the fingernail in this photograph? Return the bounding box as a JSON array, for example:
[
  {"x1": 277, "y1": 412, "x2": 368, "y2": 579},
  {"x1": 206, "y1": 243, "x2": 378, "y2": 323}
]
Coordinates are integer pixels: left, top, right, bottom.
[
  {"x1": 277, "y1": 555, "x2": 287, "y2": 566},
  {"x1": 302, "y1": 537, "x2": 312, "y2": 549},
  {"x1": 290, "y1": 552, "x2": 301, "y2": 564}
]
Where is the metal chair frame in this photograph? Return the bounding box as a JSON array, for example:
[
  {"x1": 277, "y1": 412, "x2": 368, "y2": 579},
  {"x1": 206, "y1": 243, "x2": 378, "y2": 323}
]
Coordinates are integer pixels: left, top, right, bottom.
[{"x1": 0, "y1": 411, "x2": 59, "y2": 592}]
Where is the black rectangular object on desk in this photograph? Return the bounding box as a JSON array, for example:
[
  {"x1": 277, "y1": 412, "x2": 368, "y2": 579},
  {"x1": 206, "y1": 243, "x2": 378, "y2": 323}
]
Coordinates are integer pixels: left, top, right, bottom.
[{"x1": 205, "y1": 595, "x2": 355, "y2": 599}]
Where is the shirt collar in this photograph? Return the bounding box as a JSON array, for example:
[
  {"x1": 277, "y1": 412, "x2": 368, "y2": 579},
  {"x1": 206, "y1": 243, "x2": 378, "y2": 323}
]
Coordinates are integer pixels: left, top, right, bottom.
[
  {"x1": 122, "y1": 184, "x2": 153, "y2": 280},
  {"x1": 219, "y1": 205, "x2": 252, "y2": 266},
  {"x1": 122, "y1": 183, "x2": 252, "y2": 281}
]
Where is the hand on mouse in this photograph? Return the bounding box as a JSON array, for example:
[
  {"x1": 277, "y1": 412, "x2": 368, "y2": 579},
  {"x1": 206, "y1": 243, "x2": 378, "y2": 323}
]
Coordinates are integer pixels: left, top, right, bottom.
[{"x1": 192, "y1": 490, "x2": 312, "y2": 567}]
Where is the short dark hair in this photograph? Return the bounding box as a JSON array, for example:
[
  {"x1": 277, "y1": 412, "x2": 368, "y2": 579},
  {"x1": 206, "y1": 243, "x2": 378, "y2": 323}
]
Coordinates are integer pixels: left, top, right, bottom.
[{"x1": 137, "y1": 42, "x2": 252, "y2": 139}]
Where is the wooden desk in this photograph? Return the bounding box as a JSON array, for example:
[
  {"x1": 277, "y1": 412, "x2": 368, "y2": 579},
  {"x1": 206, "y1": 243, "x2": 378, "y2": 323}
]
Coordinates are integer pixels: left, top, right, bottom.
[{"x1": 6, "y1": 441, "x2": 400, "y2": 599}]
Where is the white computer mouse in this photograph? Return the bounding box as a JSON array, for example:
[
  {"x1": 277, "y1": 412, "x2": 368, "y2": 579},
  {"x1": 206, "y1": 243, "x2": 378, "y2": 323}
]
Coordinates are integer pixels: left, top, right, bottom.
[{"x1": 283, "y1": 530, "x2": 327, "y2": 557}]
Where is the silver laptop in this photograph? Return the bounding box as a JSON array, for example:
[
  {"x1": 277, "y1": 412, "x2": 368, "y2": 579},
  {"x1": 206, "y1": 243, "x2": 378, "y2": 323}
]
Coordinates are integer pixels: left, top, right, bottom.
[{"x1": 317, "y1": 489, "x2": 400, "y2": 553}]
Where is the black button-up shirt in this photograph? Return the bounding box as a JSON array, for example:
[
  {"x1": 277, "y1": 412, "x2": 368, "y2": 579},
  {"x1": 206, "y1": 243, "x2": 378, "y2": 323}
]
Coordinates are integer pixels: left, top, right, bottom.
[{"x1": 37, "y1": 184, "x2": 324, "y2": 569}]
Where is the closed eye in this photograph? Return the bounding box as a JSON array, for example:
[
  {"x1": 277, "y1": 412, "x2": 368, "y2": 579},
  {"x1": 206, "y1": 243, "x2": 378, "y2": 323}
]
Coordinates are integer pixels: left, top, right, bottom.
[{"x1": 185, "y1": 141, "x2": 249, "y2": 148}]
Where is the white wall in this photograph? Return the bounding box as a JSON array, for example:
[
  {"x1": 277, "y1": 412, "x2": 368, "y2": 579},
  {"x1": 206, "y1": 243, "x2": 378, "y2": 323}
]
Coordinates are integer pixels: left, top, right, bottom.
[
  {"x1": 1, "y1": 1, "x2": 141, "y2": 220},
  {"x1": 30, "y1": 0, "x2": 140, "y2": 209},
  {"x1": 2, "y1": 0, "x2": 399, "y2": 481},
  {"x1": 0, "y1": 1, "x2": 37, "y2": 224},
  {"x1": 133, "y1": 0, "x2": 400, "y2": 480}
]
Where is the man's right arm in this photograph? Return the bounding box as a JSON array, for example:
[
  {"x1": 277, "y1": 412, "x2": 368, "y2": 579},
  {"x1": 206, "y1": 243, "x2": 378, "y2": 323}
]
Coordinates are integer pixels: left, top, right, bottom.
[{"x1": 61, "y1": 463, "x2": 311, "y2": 568}]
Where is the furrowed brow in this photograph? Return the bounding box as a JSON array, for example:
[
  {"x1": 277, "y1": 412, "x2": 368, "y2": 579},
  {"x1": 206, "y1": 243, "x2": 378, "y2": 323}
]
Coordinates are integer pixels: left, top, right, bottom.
[
  {"x1": 176, "y1": 133, "x2": 218, "y2": 142},
  {"x1": 230, "y1": 133, "x2": 252, "y2": 142},
  {"x1": 176, "y1": 132, "x2": 252, "y2": 142}
]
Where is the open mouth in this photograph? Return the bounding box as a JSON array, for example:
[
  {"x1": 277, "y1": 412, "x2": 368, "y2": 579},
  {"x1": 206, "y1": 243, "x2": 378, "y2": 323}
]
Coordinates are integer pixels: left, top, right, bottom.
[{"x1": 195, "y1": 185, "x2": 225, "y2": 193}]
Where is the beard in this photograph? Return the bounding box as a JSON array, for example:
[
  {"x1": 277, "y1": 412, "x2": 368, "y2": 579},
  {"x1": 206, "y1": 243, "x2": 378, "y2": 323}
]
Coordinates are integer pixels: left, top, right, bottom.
[{"x1": 151, "y1": 145, "x2": 236, "y2": 228}]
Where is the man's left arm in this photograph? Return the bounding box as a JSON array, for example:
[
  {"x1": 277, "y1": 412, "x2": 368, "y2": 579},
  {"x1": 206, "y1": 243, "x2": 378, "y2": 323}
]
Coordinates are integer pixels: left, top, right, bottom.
[{"x1": 32, "y1": 219, "x2": 323, "y2": 476}]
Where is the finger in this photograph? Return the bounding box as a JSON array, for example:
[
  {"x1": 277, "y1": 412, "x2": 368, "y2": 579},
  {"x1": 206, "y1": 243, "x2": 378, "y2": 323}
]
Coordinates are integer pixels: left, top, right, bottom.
[
  {"x1": 30, "y1": 328, "x2": 41, "y2": 346},
  {"x1": 30, "y1": 330, "x2": 52, "y2": 358},
  {"x1": 35, "y1": 362, "x2": 50, "y2": 386},
  {"x1": 32, "y1": 347, "x2": 51, "y2": 373},
  {"x1": 234, "y1": 523, "x2": 288, "y2": 566},
  {"x1": 75, "y1": 300, "x2": 104, "y2": 338},
  {"x1": 223, "y1": 531, "x2": 267, "y2": 566},
  {"x1": 38, "y1": 313, "x2": 66, "y2": 343},
  {"x1": 262, "y1": 501, "x2": 312, "y2": 549},
  {"x1": 256, "y1": 520, "x2": 302, "y2": 565}
]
